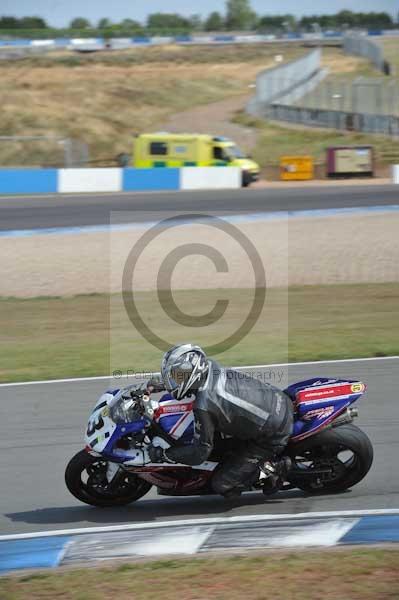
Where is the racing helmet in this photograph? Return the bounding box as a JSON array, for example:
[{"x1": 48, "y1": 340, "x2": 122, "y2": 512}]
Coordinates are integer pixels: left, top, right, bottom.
[{"x1": 161, "y1": 343, "x2": 209, "y2": 400}]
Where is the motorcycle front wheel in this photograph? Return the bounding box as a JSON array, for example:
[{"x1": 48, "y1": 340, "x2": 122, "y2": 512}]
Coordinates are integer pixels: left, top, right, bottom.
[
  {"x1": 65, "y1": 450, "x2": 152, "y2": 507},
  {"x1": 287, "y1": 424, "x2": 373, "y2": 494}
]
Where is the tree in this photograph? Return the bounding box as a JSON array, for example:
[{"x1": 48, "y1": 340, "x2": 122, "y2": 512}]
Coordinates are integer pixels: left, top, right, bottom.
[
  {"x1": 298, "y1": 11, "x2": 394, "y2": 31},
  {"x1": 147, "y1": 13, "x2": 192, "y2": 31},
  {"x1": 69, "y1": 17, "x2": 91, "y2": 29},
  {"x1": 20, "y1": 16, "x2": 47, "y2": 29},
  {"x1": 0, "y1": 16, "x2": 19, "y2": 29},
  {"x1": 120, "y1": 18, "x2": 142, "y2": 29},
  {"x1": 204, "y1": 11, "x2": 224, "y2": 31},
  {"x1": 225, "y1": 0, "x2": 257, "y2": 30},
  {"x1": 97, "y1": 18, "x2": 112, "y2": 29},
  {"x1": 0, "y1": 15, "x2": 48, "y2": 29},
  {"x1": 190, "y1": 14, "x2": 203, "y2": 31},
  {"x1": 258, "y1": 14, "x2": 296, "y2": 32}
]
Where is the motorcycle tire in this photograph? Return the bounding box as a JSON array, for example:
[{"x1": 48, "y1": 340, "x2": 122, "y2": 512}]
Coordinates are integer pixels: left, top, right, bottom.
[
  {"x1": 65, "y1": 450, "x2": 152, "y2": 507},
  {"x1": 287, "y1": 423, "x2": 373, "y2": 494}
]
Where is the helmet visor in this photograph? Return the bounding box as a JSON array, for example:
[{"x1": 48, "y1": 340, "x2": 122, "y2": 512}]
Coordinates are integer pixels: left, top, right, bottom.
[{"x1": 163, "y1": 365, "x2": 193, "y2": 399}]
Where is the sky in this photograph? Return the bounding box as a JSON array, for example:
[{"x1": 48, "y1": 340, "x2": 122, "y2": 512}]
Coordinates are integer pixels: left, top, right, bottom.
[{"x1": 0, "y1": 1, "x2": 397, "y2": 28}]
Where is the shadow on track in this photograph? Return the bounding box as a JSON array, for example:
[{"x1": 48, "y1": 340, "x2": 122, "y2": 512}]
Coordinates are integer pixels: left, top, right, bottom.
[{"x1": 5, "y1": 491, "x2": 313, "y2": 528}]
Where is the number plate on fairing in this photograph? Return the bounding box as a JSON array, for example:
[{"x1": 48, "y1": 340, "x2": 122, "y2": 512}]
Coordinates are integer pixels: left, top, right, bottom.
[{"x1": 85, "y1": 392, "x2": 117, "y2": 451}]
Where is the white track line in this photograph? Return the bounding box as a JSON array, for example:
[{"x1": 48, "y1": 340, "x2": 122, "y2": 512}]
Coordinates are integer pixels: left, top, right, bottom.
[
  {"x1": 0, "y1": 356, "x2": 397, "y2": 388},
  {"x1": 1, "y1": 509, "x2": 398, "y2": 542}
]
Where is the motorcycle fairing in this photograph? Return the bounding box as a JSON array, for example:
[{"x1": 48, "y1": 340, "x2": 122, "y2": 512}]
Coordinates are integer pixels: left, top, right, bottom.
[
  {"x1": 86, "y1": 378, "x2": 367, "y2": 462},
  {"x1": 93, "y1": 392, "x2": 195, "y2": 463},
  {"x1": 154, "y1": 393, "x2": 194, "y2": 442},
  {"x1": 285, "y1": 377, "x2": 366, "y2": 442},
  {"x1": 84, "y1": 392, "x2": 118, "y2": 452}
]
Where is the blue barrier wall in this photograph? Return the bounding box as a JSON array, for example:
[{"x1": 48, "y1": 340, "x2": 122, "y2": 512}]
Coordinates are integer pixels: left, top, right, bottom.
[
  {"x1": 122, "y1": 168, "x2": 180, "y2": 191},
  {"x1": 0, "y1": 169, "x2": 58, "y2": 194}
]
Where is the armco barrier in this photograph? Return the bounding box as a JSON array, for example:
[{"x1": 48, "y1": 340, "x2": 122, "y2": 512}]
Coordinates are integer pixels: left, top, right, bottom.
[
  {"x1": 181, "y1": 166, "x2": 241, "y2": 190},
  {"x1": 58, "y1": 168, "x2": 122, "y2": 193},
  {"x1": 0, "y1": 169, "x2": 57, "y2": 194}
]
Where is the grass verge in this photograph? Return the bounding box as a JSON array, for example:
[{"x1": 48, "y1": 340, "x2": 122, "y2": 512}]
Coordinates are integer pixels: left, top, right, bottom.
[
  {"x1": 233, "y1": 112, "x2": 399, "y2": 169},
  {"x1": 0, "y1": 282, "x2": 398, "y2": 383},
  {"x1": 1, "y1": 548, "x2": 399, "y2": 599}
]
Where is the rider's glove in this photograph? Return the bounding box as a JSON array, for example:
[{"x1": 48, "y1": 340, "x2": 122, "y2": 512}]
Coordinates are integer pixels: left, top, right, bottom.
[
  {"x1": 146, "y1": 376, "x2": 165, "y2": 394},
  {"x1": 148, "y1": 445, "x2": 175, "y2": 464}
]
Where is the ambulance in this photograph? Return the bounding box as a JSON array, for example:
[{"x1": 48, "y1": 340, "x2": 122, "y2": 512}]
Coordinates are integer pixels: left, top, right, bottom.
[{"x1": 132, "y1": 133, "x2": 260, "y2": 187}]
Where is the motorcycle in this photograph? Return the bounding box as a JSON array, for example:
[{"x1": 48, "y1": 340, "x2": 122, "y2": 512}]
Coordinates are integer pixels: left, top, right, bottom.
[{"x1": 65, "y1": 376, "x2": 373, "y2": 506}]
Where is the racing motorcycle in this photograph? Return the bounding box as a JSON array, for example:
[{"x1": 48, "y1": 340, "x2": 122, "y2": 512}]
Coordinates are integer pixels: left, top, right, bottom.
[{"x1": 65, "y1": 377, "x2": 373, "y2": 506}]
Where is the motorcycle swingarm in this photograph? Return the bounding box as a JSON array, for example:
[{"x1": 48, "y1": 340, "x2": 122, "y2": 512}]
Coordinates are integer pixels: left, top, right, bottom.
[{"x1": 289, "y1": 466, "x2": 333, "y2": 478}]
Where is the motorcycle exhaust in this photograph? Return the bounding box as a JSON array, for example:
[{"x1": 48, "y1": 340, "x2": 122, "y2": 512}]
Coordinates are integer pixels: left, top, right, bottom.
[{"x1": 331, "y1": 407, "x2": 358, "y2": 428}]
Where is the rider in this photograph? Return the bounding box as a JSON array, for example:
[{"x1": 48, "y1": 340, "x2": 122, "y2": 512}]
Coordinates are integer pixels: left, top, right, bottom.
[{"x1": 147, "y1": 343, "x2": 293, "y2": 498}]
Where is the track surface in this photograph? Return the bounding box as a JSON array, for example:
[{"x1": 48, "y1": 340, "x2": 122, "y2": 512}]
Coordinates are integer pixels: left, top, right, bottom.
[
  {"x1": 0, "y1": 358, "x2": 397, "y2": 535},
  {"x1": 1, "y1": 185, "x2": 398, "y2": 231}
]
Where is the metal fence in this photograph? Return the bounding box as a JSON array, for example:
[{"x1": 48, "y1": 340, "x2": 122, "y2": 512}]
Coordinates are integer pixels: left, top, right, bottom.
[
  {"x1": 247, "y1": 48, "x2": 323, "y2": 114},
  {"x1": 0, "y1": 136, "x2": 89, "y2": 167},
  {"x1": 343, "y1": 34, "x2": 388, "y2": 73},
  {"x1": 294, "y1": 77, "x2": 399, "y2": 116},
  {"x1": 246, "y1": 41, "x2": 399, "y2": 137},
  {"x1": 262, "y1": 104, "x2": 399, "y2": 137}
]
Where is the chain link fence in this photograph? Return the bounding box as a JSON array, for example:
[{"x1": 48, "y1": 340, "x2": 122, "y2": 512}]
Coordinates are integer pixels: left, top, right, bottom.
[
  {"x1": 246, "y1": 41, "x2": 399, "y2": 138},
  {"x1": 293, "y1": 78, "x2": 399, "y2": 116},
  {"x1": 0, "y1": 136, "x2": 89, "y2": 167},
  {"x1": 247, "y1": 48, "x2": 325, "y2": 114},
  {"x1": 343, "y1": 34, "x2": 388, "y2": 73},
  {"x1": 262, "y1": 104, "x2": 399, "y2": 137}
]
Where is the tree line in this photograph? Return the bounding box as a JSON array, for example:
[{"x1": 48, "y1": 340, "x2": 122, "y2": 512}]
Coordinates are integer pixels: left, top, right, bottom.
[{"x1": 0, "y1": 1, "x2": 396, "y2": 35}]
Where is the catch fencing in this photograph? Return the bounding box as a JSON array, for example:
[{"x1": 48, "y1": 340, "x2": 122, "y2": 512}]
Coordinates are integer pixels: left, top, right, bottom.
[
  {"x1": 246, "y1": 40, "x2": 399, "y2": 137},
  {"x1": 343, "y1": 34, "x2": 388, "y2": 73},
  {"x1": 247, "y1": 48, "x2": 326, "y2": 115},
  {"x1": 0, "y1": 136, "x2": 89, "y2": 168},
  {"x1": 294, "y1": 78, "x2": 399, "y2": 117},
  {"x1": 262, "y1": 104, "x2": 399, "y2": 137}
]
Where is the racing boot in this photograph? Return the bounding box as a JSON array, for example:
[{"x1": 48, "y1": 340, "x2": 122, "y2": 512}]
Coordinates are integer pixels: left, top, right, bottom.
[{"x1": 261, "y1": 456, "x2": 292, "y2": 496}]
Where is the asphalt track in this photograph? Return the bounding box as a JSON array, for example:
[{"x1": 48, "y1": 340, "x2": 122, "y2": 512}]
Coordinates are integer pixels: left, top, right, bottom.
[
  {"x1": 0, "y1": 357, "x2": 398, "y2": 536},
  {"x1": 1, "y1": 184, "x2": 398, "y2": 231}
]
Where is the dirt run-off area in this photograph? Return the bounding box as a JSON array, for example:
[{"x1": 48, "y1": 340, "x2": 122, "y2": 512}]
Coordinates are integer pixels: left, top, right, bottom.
[{"x1": 1, "y1": 210, "x2": 399, "y2": 298}]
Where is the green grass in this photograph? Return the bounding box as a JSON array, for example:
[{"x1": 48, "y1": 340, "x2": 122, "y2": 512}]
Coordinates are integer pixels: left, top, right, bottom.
[
  {"x1": 0, "y1": 282, "x2": 398, "y2": 383},
  {"x1": 233, "y1": 112, "x2": 399, "y2": 168},
  {"x1": 1, "y1": 548, "x2": 399, "y2": 599}
]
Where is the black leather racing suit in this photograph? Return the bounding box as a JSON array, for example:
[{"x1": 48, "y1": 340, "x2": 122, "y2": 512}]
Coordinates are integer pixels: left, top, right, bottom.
[{"x1": 164, "y1": 360, "x2": 294, "y2": 495}]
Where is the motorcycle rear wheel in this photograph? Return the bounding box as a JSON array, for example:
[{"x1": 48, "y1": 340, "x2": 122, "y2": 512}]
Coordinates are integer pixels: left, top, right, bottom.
[
  {"x1": 65, "y1": 450, "x2": 152, "y2": 507},
  {"x1": 287, "y1": 424, "x2": 373, "y2": 494}
]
